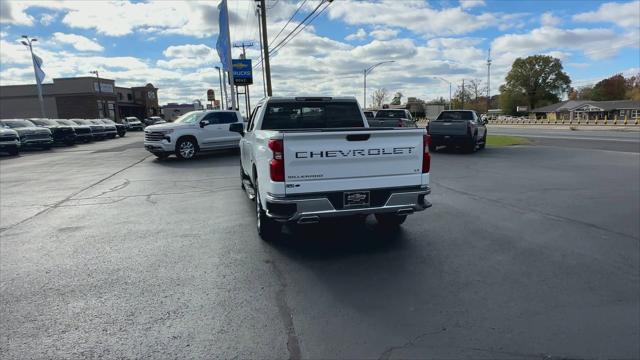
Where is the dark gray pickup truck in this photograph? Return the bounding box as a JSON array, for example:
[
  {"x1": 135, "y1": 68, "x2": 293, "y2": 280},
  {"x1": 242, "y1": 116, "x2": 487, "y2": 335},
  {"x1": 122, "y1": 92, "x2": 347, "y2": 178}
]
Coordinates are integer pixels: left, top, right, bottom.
[
  {"x1": 368, "y1": 109, "x2": 417, "y2": 128},
  {"x1": 427, "y1": 110, "x2": 487, "y2": 152}
]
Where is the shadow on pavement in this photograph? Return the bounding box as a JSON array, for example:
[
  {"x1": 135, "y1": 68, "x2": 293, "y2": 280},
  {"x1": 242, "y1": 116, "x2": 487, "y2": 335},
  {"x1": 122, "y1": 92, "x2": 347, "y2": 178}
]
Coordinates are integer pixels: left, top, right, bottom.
[{"x1": 151, "y1": 148, "x2": 240, "y2": 166}]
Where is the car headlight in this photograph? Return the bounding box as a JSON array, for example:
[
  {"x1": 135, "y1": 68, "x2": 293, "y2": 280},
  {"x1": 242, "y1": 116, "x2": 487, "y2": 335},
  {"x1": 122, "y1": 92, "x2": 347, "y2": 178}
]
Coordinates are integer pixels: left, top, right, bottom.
[{"x1": 159, "y1": 129, "x2": 174, "y2": 134}]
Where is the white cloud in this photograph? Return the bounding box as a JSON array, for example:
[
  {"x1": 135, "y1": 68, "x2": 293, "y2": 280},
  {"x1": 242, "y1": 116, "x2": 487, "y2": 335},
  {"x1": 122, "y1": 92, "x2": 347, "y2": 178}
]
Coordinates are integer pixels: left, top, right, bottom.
[
  {"x1": 370, "y1": 28, "x2": 399, "y2": 40},
  {"x1": 0, "y1": 1, "x2": 34, "y2": 26},
  {"x1": 573, "y1": 1, "x2": 640, "y2": 29},
  {"x1": 39, "y1": 13, "x2": 57, "y2": 26},
  {"x1": 157, "y1": 44, "x2": 219, "y2": 69},
  {"x1": 459, "y1": 0, "x2": 486, "y2": 9},
  {"x1": 540, "y1": 12, "x2": 561, "y2": 26},
  {"x1": 345, "y1": 28, "x2": 366, "y2": 41},
  {"x1": 52, "y1": 32, "x2": 104, "y2": 52}
]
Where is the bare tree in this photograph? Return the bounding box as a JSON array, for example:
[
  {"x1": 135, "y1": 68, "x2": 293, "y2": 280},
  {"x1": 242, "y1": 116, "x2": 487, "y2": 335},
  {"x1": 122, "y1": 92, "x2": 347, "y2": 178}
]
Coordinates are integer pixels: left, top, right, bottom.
[
  {"x1": 466, "y1": 79, "x2": 487, "y2": 100},
  {"x1": 370, "y1": 88, "x2": 388, "y2": 108}
]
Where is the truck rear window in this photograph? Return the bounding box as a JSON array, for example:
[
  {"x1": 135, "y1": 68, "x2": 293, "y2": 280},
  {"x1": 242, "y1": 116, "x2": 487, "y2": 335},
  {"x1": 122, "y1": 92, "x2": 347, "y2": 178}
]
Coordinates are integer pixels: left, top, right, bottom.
[
  {"x1": 374, "y1": 110, "x2": 406, "y2": 119},
  {"x1": 262, "y1": 102, "x2": 364, "y2": 130},
  {"x1": 435, "y1": 111, "x2": 474, "y2": 121}
]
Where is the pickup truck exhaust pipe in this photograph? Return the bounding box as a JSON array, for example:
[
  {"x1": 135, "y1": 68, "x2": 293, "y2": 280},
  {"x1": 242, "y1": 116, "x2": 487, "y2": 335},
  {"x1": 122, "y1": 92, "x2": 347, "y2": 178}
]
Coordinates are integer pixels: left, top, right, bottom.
[{"x1": 297, "y1": 216, "x2": 320, "y2": 224}]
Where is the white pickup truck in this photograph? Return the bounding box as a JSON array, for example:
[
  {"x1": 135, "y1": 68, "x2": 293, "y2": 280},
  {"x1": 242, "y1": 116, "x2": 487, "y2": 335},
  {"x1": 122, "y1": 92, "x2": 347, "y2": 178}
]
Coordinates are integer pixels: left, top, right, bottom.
[
  {"x1": 144, "y1": 110, "x2": 243, "y2": 159},
  {"x1": 229, "y1": 96, "x2": 431, "y2": 240}
]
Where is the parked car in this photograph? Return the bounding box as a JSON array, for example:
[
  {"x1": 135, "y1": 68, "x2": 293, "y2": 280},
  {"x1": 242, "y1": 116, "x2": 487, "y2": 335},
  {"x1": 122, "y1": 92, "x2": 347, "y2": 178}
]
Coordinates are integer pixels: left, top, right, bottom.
[
  {"x1": 143, "y1": 110, "x2": 243, "y2": 160},
  {"x1": 90, "y1": 119, "x2": 117, "y2": 139},
  {"x1": 100, "y1": 119, "x2": 126, "y2": 137},
  {"x1": 0, "y1": 126, "x2": 20, "y2": 155},
  {"x1": 230, "y1": 96, "x2": 431, "y2": 240},
  {"x1": 0, "y1": 119, "x2": 53, "y2": 150},
  {"x1": 29, "y1": 118, "x2": 77, "y2": 146},
  {"x1": 369, "y1": 109, "x2": 417, "y2": 128},
  {"x1": 71, "y1": 119, "x2": 106, "y2": 140},
  {"x1": 123, "y1": 116, "x2": 144, "y2": 131},
  {"x1": 143, "y1": 116, "x2": 166, "y2": 126},
  {"x1": 427, "y1": 110, "x2": 487, "y2": 152},
  {"x1": 54, "y1": 119, "x2": 93, "y2": 143},
  {"x1": 363, "y1": 111, "x2": 375, "y2": 122}
]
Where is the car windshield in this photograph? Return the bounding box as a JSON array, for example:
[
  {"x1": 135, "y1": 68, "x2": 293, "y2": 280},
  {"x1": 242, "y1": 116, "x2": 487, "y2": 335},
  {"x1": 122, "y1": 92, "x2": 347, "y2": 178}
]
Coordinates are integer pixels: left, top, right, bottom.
[
  {"x1": 262, "y1": 102, "x2": 364, "y2": 129},
  {"x1": 30, "y1": 119, "x2": 56, "y2": 126},
  {"x1": 1, "y1": 120, "x2": 36, "y2": 128},
  {"x1": 72, "y1": 120, "x2": 89, "y2": 125},
  {"x1": 56, "y1": 120, "x2": 74, "y2": 126},
  {"x1": 374, "y1": 110, "x2": 406, "y2": 119},
  {"x1": 435, "y1": 111, "x2": 474, "y2": 121},
  {"x1": 174, "y1": 111, "x2": 202, "y2": 124}
]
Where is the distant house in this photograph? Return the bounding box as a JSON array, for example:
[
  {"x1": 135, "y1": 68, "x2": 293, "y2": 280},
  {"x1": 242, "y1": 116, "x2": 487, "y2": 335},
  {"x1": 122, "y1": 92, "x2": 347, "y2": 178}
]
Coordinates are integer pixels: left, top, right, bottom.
[{"x1": 530, "y1": 100, "x2": 640, "y2": 121}]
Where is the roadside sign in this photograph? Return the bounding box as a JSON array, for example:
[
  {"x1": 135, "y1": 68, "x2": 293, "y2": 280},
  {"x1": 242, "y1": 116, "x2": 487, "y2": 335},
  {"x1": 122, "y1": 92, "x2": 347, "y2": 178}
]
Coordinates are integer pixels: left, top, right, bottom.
[
  {"x1": 232, "y1": 59, "x2": 252, "y2": 85},
  {"x1": 516, "y1": 106, "x2": 528, "y2": 112},
  {"x1": 207, "y1": 89, "x2": 215, "y2": 101}
]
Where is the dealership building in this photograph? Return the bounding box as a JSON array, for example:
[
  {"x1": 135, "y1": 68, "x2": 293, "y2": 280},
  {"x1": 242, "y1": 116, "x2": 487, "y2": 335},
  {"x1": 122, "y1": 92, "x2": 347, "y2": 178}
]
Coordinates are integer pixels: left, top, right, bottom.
[{"x1": 0, "y1": 77, "x2": 160, "y2": 121}]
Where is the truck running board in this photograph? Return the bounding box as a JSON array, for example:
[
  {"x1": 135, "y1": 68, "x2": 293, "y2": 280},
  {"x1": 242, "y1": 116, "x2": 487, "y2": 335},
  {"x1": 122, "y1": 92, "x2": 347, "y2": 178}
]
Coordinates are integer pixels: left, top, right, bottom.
[{"x1": 242, "y1": 179, "x2": 256, "y2": 200}]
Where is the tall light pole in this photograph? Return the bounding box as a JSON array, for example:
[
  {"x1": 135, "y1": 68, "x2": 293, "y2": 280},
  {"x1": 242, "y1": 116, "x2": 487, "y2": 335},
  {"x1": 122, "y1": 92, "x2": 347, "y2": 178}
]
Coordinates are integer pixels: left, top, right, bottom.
[
  {"x1": 215, "y1": 66, "x2": 224, "y2": 110},
  {"x1": 89, "y1": 70, "x2": 102, "y2": 118},
  {"x1": 436, "y1": 77, "x2": 452, "y2": 110},
  {"x1": 20, "y1": 35, "x2": 45, "y2": 118},
  {"x1": 363, "y1": 60, "x2": 395, "y2": 109}
]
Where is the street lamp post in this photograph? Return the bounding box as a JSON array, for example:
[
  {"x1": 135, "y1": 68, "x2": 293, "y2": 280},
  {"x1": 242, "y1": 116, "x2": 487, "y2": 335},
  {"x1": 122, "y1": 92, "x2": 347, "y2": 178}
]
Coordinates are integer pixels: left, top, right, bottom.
[
  {"x1": 436, "y1": 77, "x2": 452, "y2": 110},
  {"x1": 90, "y1": 70, "x2": 103, "y2": 118},
  {"x1": 363, "y1": 60, "x2": 395, "y2": 109},
  {"x1": 215, "y1": 66, "x2": 224, "y2": 110},
  {"x1": 20, "y1": 35, "x2": 45, "y2": 118}
]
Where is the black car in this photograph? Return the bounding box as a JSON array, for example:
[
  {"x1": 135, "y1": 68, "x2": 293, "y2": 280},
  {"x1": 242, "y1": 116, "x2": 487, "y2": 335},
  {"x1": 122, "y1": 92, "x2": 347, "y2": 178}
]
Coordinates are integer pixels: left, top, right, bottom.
[
  {"x1": 54, "y1": 119, "x2": 93, "y2": 143},
  {"x1": 100, "y1": 119, "x2": 126, "y2": 137},
  {"x1": 0, "y1": 119, "x2": 53, "y2": 150},
  {"x1": 71, "y1": 119, "x2": 106, "y2": 140},
  {"x1": 427, "y1": 110, "x2": 488, "y2": 152},
  {"x1": 91, "y1": 119, "x2": 117, "y2": 139},
  {"x1": 29, "y1": 118, "x2": 77, "y2": 146}
]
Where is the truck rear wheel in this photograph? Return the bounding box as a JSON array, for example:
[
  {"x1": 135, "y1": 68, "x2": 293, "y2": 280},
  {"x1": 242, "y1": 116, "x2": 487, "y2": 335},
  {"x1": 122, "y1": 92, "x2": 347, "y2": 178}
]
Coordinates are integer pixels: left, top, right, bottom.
[
  {"x1": 176, "y1": 137, "x2": 197, "y2": 160},
  {"x1": 375, "y1": 213, "x2": 407, "y2": 227},
  {"x1": 255, "y1": 184, "x2": 281, "y2": 241}
]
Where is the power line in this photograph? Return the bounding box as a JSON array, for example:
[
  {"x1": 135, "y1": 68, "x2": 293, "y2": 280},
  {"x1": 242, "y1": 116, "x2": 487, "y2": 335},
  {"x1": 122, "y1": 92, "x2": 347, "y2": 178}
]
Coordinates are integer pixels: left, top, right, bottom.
[
  {"x1": 268, "y1": 0, "x2": 327, "y2": 55},
  {"x1": 270, "y1": 0, "x2": 330, "y2": 56},
  {"x1": 270, "y1": 0, "x2": 308, "y2": 46}
]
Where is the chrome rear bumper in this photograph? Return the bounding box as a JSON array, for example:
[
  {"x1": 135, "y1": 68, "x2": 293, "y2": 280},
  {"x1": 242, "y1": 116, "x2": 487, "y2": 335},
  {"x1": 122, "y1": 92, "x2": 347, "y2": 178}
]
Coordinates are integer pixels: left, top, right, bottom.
[{"x1": 265, "y1": 187, "x2": 431, "y2": 224}]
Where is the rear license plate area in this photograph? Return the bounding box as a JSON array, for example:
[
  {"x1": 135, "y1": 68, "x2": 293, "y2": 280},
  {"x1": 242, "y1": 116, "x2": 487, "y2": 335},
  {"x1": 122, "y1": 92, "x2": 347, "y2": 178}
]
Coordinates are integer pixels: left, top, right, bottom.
[{"x1": 343, "y1": 191, "x2": 370, "y2": 207}]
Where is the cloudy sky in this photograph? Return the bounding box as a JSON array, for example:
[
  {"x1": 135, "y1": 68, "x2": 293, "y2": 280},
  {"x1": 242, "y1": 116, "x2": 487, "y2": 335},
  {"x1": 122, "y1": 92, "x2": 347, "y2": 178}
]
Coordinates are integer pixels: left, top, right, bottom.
[{"x1": 1, "y1": 0, "x2": 638, "y2": 112}]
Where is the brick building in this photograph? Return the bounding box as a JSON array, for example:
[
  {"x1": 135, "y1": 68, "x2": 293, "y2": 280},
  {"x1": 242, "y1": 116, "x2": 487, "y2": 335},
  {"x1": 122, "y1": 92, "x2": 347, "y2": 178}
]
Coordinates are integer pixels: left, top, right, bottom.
[{"x1": 0, "y1": 77, "x2": 159, "y2": 122}]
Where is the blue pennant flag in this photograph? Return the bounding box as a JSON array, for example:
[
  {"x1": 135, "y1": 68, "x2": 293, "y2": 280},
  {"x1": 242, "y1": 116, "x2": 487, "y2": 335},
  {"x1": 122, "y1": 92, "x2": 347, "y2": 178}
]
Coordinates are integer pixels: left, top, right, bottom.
[{"x1": 216, "y1": 0, "x2": 231, "y2": 72}]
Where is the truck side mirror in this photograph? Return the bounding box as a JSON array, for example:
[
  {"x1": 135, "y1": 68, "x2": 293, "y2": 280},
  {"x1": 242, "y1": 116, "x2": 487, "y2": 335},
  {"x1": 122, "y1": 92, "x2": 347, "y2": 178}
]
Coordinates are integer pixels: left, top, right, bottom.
[
  {"x1": 199, "y1": 120, "x2": 207, "y2": 128},
  {"x1": 229, "y1": 122, "x2": 244, "y2": 136}
]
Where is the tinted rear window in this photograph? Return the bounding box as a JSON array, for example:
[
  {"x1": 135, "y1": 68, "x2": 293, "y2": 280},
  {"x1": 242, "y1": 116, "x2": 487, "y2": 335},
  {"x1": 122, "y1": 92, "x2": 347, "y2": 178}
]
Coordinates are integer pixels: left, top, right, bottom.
[
  {"x1": 436, "y1": 111, "x2": 474, "y2": 121},
  {"x1": 261, "y1": 102, "x2": 364, "y2": 130},
  {"x1": 375, "y1": 110, "x2": 406, "y2": 119}
]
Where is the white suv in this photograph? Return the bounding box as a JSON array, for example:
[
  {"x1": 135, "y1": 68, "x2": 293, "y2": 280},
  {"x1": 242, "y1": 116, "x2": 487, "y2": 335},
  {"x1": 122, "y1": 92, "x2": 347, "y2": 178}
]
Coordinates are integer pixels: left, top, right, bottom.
[{"x1": 144, "y1": 110, "x2": 243, "y2": 160}]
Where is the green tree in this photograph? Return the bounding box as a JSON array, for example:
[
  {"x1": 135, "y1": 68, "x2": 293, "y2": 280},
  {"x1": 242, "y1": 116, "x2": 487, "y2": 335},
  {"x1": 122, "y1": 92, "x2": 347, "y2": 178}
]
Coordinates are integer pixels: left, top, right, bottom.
[
  {"x1": 501, "y1": 55, "x2": 571, "y2": 110},
  {"x1": 591, "y1": 74, "x2": 627, "y2": 100},
  {"x1": 498, "y1": 86, "x2": 528, "y2": 115}
]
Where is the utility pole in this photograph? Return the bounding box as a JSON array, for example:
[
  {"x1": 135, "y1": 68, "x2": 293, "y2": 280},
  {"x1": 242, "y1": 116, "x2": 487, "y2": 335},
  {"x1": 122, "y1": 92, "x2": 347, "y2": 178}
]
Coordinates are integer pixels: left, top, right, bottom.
[
  {"x1": 90, "y1": 70, "x2": 102, "y2": 118},
  {"x1": 258, "y1": 0, "x2": 272, "y2": 96},
  {"x1": 256, "y1": 7, "x2": 267, "y2": 97},
  {"x1": 215, "y1": 66, "x2": 224, "y2": 109},
  {"x1": 234, "y1": 42, "x2": 254, "y2": 116},
  {"x1": 486, "y1": 47, "x2": 492, "y2": 113}
]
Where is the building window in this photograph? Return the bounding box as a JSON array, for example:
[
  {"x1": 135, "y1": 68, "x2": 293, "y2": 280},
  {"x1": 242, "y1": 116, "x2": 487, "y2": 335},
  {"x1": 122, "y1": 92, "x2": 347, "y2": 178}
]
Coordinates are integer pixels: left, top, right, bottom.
[
  {"x1": 108, "y1": 103, "x2": 116, "y2": 120},
  {"x1": 631, "y1": 109, "x2": 639, "y2": 119},
  {"x1": 620, "y1": 110, "x2": 626, "y2": 119},
  {"x1": 127, "y1": 94, "x2": 132, "y2": 101},
  {"x1": 118, "y1": 93, "x2": 123, "y2": 100}
]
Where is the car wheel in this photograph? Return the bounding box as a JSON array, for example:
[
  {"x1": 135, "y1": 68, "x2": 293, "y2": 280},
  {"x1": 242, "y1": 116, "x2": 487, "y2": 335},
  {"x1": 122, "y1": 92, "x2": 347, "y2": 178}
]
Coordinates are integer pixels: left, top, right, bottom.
[
  {"x1": 119, "y1": 132, "x2": 126, "y2": 137},
  {"x1": 110, "y1": 134, "x2": 116, "y2": 139},
  {"x1": 8, "y1": 147, "x2": 19, "y2": 156},
  {"x1": 479, "y1": 133, "x2": 487, "y2": 149},
  {"x1": 255, "y1": 182, "x2": 281, "y2": 241},
  {"x1": 43, "y1": 145, "x2": 51, "y2": 150},
  {"x1": 465, "y1": 136, "x2": 477, "y2": 153},
  {"x1": 65, "y1": 140, "x2": 75, "y2": 146},
  {"x1": 375, "y1": 213, "x2": 407, "y2": 227},
  {"x1": 175, "y1": 137, "x2": 197, "y2": 160}
]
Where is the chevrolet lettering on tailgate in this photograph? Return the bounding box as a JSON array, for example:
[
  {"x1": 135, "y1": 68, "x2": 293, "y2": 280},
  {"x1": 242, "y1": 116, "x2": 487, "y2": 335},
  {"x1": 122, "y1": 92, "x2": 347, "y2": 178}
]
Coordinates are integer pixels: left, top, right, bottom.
[{"x1": 295, "y1": 146, "x2": 415, "y2": 158}]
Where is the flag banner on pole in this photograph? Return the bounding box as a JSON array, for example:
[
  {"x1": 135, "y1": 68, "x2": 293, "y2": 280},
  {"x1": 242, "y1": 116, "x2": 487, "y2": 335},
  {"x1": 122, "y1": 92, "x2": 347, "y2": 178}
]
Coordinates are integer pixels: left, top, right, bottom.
[
  {"x1": 216, "y1": 0, "x2": 231, "y2": 71},
  {"x1": 32, "y1": 53, "x2": 45, "y2": 83}
]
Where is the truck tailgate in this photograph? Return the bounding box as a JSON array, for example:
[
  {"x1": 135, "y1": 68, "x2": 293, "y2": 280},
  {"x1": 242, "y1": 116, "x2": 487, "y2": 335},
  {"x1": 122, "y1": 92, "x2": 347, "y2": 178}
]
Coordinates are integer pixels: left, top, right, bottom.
[
  {"x1": 282, "y1": 129, "x2": 425, "y2": 194},
  {"x1": 428, "y1": 121, "x2": 468, "y2": 136}
]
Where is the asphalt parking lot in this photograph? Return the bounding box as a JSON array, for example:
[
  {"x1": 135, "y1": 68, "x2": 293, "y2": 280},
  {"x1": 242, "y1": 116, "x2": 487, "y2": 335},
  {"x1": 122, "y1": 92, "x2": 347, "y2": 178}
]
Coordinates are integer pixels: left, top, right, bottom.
[{"x1": 1, "y1": 131, "x2": 639, "y2": 359}]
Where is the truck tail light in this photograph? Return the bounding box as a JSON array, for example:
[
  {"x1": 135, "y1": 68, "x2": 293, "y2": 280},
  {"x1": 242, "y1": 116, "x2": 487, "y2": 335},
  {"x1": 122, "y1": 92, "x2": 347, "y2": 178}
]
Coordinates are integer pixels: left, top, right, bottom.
[
  {"x1": 268, "y1": 139, "x2": 285, "y2": 182},
  {"x1": 422, "y1": 134, "x2": 431, "y2": 173}
]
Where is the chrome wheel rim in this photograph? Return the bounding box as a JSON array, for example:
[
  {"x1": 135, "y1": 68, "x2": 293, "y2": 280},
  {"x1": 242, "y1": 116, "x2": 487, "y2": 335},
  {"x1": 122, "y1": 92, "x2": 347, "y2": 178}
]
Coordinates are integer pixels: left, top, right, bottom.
[{"x1": 179, "y1": 141, "x2": 195, "y2": 158}]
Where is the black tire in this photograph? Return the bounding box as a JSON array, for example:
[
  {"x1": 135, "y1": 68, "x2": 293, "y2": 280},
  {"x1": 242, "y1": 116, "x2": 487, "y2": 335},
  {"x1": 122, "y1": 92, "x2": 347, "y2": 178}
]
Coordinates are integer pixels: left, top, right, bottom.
[
  {"x1": 375, "y1": 213, "x2": 407, "y2": 227},
  {"x1": 119, "y1": 132, "x2": 126, "y2": 138},
  {"x1": 255, "y1": 182, "x2": 281, "y2": 241},
  {"x1": 8, "y1": 147, "x2": 19, "y2": 156},
  {"x1": 240, "y1": 161, "x2": 248, "y2": 189},
  {"x1": 65, "y1": 140, "x2": 75, "y2": 146},
  {"x1": 479, "y1": 132, "x2": 487, "y2": 150},
  {"x1": 155, "y1": 153, "x2": 169, "y2": 160},
  {"x1": 42, "y1": 145, "x2": 51, "y2": 150},
  {"x1": 109, "y1": 134, "x2": 117, "y2": 139},
  {"x1": 175, "y1": 137, "x2": 197, "y2": 160},
  {"x1": 465, "y1": 136, "x2": 477, "y2": 153}
]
